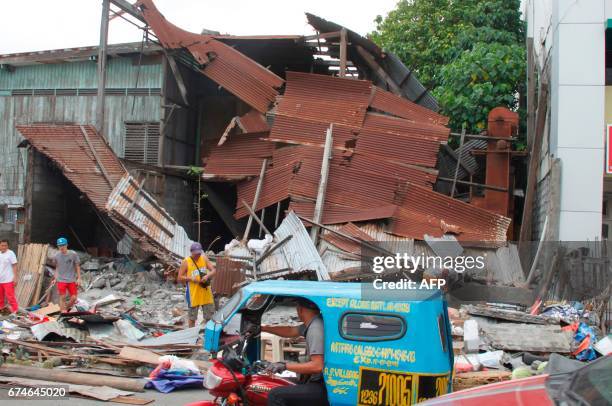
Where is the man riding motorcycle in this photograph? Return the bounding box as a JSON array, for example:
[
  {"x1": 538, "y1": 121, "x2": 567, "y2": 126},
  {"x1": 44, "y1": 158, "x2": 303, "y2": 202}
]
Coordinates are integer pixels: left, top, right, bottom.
[{"x1": 261, "y1": 298, "x2": 328, "y2": 406}]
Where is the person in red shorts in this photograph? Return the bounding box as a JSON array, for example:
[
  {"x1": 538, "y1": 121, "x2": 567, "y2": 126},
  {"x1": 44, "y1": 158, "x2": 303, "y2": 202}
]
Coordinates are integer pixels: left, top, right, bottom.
[
  {"x1": 52, "y1": 237, "x2": 81, "y2": 313},
  {"x1": 0, "y1": 239, "x2": 19, "y2": 314}
]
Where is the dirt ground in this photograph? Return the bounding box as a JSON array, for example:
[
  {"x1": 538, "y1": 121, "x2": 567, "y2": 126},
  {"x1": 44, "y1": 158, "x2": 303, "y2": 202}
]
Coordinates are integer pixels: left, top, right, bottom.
[{"x1": 0, "y1": 387, "x2": 213, "y2": 406}]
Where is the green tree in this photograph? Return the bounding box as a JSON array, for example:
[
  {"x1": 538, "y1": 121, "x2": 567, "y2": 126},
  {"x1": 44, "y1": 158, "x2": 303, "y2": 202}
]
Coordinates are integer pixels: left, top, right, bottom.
[{"x1": 371, "y1": 0, "x2": 525, "y2": 132}]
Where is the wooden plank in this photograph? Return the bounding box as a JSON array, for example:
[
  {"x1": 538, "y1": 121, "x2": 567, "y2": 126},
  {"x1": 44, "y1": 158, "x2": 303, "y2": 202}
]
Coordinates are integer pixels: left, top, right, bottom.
[
  {"x1": 96, "y1": 0, "x2": 110, "y2": 135},
  {"x1": 165, "y1": 53, "x2": 189, "y2": 107},
  {"x1": 339, "y1": 29, "x2": 347, "y2": 78},
  {"x1": 34, "y1": 303, "x2": 61, "y2": 317},
  {"x1": 243, "y1": 159, "x2": 269, "y2": 241},
  {"x1": 80, "y1": 126, "x2": 113, "y2": 186},
  {"x1": 119, "y1": 346, "x2": 209, "y2": 371},
  {"x1": 519, "y1": 83, "x2": 549, "y2": 257},
  {"x1": 355, "y1": 45, "x2": 402, "y2": 96},
  {"x1": 110, "y1": 396, "x2": 154, "y2": 405},
  {"x1": 310, "y1": 125, "x2": 333, "y2": 243},
  {"x1": 0, "y1": 364, "x2": 145, "y2": 392}
]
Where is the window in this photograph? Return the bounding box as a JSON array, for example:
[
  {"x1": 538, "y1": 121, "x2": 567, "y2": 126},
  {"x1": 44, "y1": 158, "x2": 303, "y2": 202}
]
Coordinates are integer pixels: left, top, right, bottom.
[
  {"x1": 340, "y1": 312, "x2": 406, "y2": 342},
  {"x1": 124, "y1": 122, "x2": 160, "y2": 165}
]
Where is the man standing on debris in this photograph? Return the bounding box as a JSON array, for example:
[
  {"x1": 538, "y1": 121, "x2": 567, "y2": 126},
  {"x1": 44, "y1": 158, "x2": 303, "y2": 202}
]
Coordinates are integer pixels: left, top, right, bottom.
[
  {"x1": 178, "y1": 242, "x2": 216, "y2": 328},
  {"x1": 0, "y1": 239, "x2": 19, "y2": 314},
  {"x1": 52, "y1": 237, "x2": 81, "y2": 313},
  {"x1": 263, "y1": 298, "x2": 328, "y2": 406}
]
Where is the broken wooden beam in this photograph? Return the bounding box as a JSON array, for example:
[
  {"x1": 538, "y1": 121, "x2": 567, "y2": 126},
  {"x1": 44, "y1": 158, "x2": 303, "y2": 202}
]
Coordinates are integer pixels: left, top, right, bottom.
[{"x1": 0, "y1": 364, "x2": 145, "y2": 392}]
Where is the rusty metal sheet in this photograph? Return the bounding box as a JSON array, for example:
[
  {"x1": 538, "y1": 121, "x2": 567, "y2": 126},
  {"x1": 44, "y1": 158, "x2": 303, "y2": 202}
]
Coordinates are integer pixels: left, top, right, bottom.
[
  {"x1": 290, "y1": 201, "x2": 397, "y2": 225},
  {"x1": 363, "y1": 113, "x2": 449, "y2": 142},
  {"x1": 370, "y1": 87, "x2": 449, "y2": 125},
  {"x1": 388, "y1": 183, "x2": 511, "y2": 245},
  {"x1": 17, "y1": 125, "x2": 193, "y2": 263},
  {"x1": 275, "y1": 72, "x2": 371, "y2": 128},
  {"x1": 320, "y1": 222, "x2": 375, "y2": 254},
  {"x1": 237, "y1": 110, "x2": 269, "y2": 134},
  {"x1": 268, "y1": 114, "x2": 358, "y2": 150},
  {"x1": 204, "y1": 133, "x2": 273, "y2": 178},
  {"x1": 138, "y1": 0, "x2": 283, "y2": 113},
  {"x1": 16, "y1": 124, "x2": 125, "y2": 211},
  {"x1": 212, "y1": 256, "x2": 246, "y2": 296}
]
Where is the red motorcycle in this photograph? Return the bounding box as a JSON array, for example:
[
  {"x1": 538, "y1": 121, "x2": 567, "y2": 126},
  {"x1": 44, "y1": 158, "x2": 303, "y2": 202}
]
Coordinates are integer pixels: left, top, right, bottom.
[{"x1": 186, "y1": 334, "x2": 295, "y2": 406}]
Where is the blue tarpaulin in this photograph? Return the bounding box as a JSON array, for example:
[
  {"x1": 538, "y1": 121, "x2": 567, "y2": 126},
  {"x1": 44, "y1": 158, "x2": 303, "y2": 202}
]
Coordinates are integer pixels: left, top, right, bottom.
[{"x1": 146, "y1": 371, "x2": 204, "y2": 393}]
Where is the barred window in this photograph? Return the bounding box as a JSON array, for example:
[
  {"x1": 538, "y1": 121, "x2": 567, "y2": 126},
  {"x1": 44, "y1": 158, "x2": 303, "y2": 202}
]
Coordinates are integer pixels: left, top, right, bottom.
[{"x1": 124, "y1": 122, "x2": 160, "y2": 165}]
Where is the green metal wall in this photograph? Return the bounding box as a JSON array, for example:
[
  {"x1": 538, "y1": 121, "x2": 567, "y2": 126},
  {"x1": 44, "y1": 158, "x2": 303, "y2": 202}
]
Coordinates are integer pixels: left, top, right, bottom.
[
  {"x1": 0, "y1": 57, "x2": 163, "y2": 201},
  {"x1": 0, "y1": 57, "x2": 162, "y2": 90}
]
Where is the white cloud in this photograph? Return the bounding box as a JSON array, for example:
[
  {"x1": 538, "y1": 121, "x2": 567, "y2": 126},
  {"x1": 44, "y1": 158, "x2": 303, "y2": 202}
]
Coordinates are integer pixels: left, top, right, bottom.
[{"x1": 0, "y1": 0, "x2": 399, "y2": 54}]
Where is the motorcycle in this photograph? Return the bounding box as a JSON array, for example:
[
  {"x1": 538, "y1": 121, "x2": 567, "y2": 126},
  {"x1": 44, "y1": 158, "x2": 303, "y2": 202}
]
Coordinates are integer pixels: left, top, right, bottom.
[{"x1": 186, "y1": 332, "x2": 295, "y2": 406}]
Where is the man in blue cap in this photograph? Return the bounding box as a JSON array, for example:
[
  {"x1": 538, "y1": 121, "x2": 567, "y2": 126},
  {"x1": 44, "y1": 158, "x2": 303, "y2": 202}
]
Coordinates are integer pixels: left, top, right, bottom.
[
  {"x1": 178, "y1": 242, "x2": 216, "y2": 327},
  {"x1": 52, "y1": 237, "x2": 81, "y2": 313}
]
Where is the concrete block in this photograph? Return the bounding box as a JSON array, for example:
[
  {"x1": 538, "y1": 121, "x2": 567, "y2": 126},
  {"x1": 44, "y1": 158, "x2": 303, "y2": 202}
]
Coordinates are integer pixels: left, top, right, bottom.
[{"x1": 463, "y1": 319, "x2": 480, "y2": 353}]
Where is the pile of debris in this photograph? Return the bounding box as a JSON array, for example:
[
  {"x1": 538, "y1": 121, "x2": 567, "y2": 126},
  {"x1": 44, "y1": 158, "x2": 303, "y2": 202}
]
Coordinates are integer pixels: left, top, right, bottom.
[
  {"x1": 0, "y1": 243, "x2": 212, "y2": 403},
  {"x1": 449, "y1": 300, "x2": 611, "y2": 391}
]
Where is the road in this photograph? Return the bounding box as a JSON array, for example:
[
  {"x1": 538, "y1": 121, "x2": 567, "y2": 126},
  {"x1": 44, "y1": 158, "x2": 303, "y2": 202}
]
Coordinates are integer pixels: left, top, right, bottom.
[{"x1": 0, "y1": 387, "x2": 213, "y2": 406}]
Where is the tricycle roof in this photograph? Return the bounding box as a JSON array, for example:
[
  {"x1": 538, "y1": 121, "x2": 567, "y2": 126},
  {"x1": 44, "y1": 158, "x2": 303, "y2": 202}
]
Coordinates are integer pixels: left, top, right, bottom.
[{"x1": 239, "y1": 280, "x2": 443, "y2": 302}]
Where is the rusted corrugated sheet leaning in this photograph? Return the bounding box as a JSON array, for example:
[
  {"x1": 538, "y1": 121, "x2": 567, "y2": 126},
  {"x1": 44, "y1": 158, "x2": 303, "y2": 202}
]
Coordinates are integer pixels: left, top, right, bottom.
[
  {"x1": 16, "y1": 124, "x2": 192, "y2": 264},
  {"x1": 138, "y1": 0, "x2": 283, "y2": 113},
  {"x1": 227, "y1": 71, "x2": 511, "y2": 245}
]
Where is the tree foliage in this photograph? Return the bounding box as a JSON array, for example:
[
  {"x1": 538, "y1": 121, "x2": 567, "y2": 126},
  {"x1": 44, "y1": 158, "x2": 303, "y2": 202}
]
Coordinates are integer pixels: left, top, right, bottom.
[{"x1": 371, "y1": 0, "x2": 525, "y2": 132}]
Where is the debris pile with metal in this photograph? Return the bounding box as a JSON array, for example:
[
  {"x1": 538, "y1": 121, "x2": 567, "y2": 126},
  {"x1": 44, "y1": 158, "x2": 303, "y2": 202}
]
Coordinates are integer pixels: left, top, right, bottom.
[{"x1": 449, "y1": 297, "x2": 611, "y2": 391}]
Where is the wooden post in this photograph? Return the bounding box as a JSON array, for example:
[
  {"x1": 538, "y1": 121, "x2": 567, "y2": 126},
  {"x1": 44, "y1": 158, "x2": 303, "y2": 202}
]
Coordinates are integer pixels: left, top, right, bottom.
[
  {"x1": 355, "y1": 45, "x2": 402, "y2": 96},
  {"x1": 274, "y1": 201, "x2": 282, "y2": 228},
  {"x1": 310, "y1": 125, "x2": 333, "y2": 243},
  {"x1": 96, "y1": 0, "x2": 110, "y2": 136},
  {"x1": 451, "y1": 125, "x2": 466, "y2": 198},
  {"x1": 241, "y1": 200, "x2": 272, "y2": 236},
  {"x1": 519, "y1": 83, "x2": 549, "y2": 258},
  {"x1": 339, "y1": 28, "x2": 347, "y2": 78},
  {"x1": 243, "y1": 159, "x2": 268, "y2": 241}
]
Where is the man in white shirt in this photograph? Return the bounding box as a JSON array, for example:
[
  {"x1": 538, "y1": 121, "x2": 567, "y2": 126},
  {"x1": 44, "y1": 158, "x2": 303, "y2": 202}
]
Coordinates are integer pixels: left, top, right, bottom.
[{"x1": 0, "y1": 239, "x2": 19, "y2": 314}]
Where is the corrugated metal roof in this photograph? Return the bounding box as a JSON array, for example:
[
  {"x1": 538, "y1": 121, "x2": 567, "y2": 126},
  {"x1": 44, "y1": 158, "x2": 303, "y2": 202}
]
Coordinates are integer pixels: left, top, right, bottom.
[
  {"x1": 237, "y1": 110, "x2": 269, "y2": 134},
  {"x1": 276, "y1": 72, "x2": 371, "y2": 128},
  {"x1": 204, "y1": 133, "x2": 273, "y2": 178},
  {"x1": 363, "y1": 113, "x2": 449, "y2": 143},
  {"x1": 17, "y1": 124, "x2": 125, "y2": 211},
  {"x1": 389, "y1": 183, "x2": 511, "y2": 244},
  {"x1": 305, "y1": 13, "x2": 439, "y2": 111},
  {"x1": 370, "y1": 87, "x2": 448, "y2": 126},
  {"x1": 259, "y1": 211, "x2": 329, "y2": 280},
  {"x1": 17, "y1": 124, "x2": 192, "y2": 263},
  {"x1": 139, "y1": 0, "x2": 283, "y2": 113},
  {"x1": 0, "y1": 42, "x2": 162, "y2": 67},
  {"x1": 106, "y1": 174, "x2": 193, "y2": 259}
]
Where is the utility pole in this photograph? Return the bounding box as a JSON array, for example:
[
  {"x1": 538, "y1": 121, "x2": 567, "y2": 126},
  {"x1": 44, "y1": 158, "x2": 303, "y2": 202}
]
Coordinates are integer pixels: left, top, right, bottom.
[{"x1": 96, "y1": 0, "x2": 110, "y2": 137}]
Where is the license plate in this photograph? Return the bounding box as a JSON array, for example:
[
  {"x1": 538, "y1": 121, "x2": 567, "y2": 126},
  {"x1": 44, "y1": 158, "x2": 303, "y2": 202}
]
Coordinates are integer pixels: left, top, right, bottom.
[{"x1": 357, "y1": 367, "x2": 449, "y2": 405}]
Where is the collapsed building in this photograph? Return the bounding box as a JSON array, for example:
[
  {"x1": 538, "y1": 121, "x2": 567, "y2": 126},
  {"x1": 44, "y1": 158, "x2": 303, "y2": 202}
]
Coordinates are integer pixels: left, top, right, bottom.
[{"x1": 0, "y1": 0, "x2": 519, "y2": 280}]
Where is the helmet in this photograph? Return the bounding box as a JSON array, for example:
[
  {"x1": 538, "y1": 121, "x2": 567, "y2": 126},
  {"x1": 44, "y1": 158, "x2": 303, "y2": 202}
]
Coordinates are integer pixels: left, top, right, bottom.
[{"x1": 56, "y1": 237, "x2": 68, "y2": 247}]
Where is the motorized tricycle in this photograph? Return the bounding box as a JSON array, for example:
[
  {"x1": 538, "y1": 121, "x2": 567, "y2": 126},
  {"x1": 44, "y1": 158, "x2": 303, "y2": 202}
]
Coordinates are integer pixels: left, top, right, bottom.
[{"x1": 191, "y1": 280, "x2": 453, "y2": 405}]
